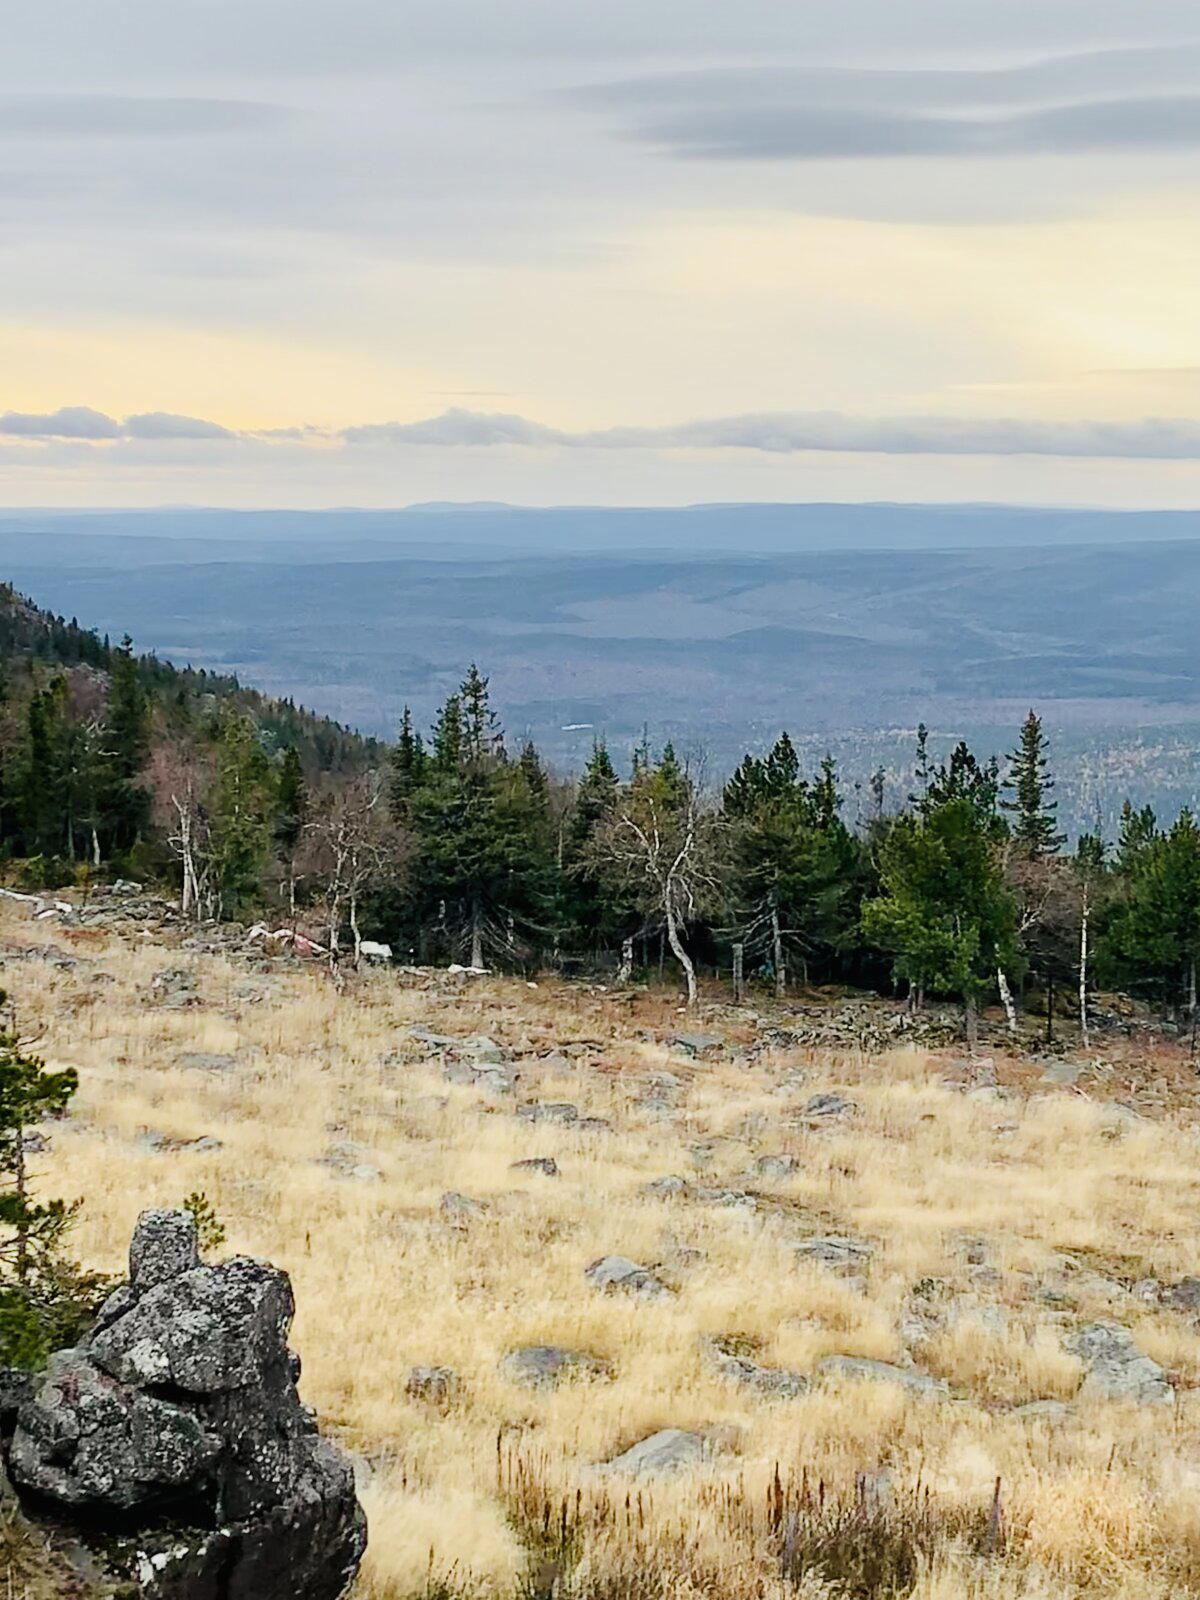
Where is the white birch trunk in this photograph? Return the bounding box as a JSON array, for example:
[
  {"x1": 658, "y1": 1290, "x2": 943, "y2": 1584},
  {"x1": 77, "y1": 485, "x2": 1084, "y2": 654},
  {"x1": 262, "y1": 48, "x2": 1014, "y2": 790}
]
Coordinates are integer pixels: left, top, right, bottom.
[
  {"x1": 1079, "y1": 887, "x2": 1090, "y2": 1051},
  {"x1": 996, "y1": 967, "x2": 1018, "y2": 1034},
  {"x1": 664, "y1": 895, "x2": 697, "y2": 1007}
]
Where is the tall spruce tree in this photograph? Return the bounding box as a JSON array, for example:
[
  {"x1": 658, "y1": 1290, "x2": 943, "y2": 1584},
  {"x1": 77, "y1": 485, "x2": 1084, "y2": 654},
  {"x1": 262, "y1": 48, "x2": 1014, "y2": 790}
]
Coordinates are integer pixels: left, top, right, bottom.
[{"x1": 1002, "y1": 710, "x2": 1064, "y2": 855}]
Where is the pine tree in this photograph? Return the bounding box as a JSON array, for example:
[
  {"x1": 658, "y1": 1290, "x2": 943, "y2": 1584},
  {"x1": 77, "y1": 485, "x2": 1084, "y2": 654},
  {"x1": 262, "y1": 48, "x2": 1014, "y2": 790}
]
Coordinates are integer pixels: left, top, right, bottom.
[
  {"x1": 103, "y1": 634, "x2": 151, "y2": 849},
  {"x1": 1002, "y1": 710, "x2": 1064, "y2": 855},
  {"x1": 388, "y1": 707, "x2": 426, "y2": 818},
  {"x1": 0, "y1": 992, "x2": 97, "y2": 1366}
]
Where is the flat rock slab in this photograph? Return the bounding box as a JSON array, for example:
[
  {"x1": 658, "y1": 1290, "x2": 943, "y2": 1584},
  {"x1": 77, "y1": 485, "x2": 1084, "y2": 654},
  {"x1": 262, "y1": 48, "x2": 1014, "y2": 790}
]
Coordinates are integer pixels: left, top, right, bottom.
[
  {"x1": 706, "y1": 1341, "x2": 807, "y2": 1399},
  {"x1": 510, "y1": 1157, "x2": 559, "y2": 1177},
  {"x1": 668, "y1": 1033, "x2": 724, "y2": 1056},
  {"x1": 501, "y1": 1345, "x2": 611, "y2": 1389},
  {"x1": 1067, "y1": 1321, "x2": 1175, "y2": 1405},
  {"x1": 174, "y1": 1051, "x2": 238, "y2": 1074},
  {"x1": 795, "y1": 1235, "x2": 873, "y2": 1271},
  {"x1": 802, "y1": 1093, "x2": 857, "y2": 1120},
  {"x1": 517, "y1": 1102, "x2": 579, "y2": 1125},
  {"x1": 817, "y1": 1355, "x2": 948, "y2": 1396},
  {"x1": 600, "y1": 1429, "x2": 709, "y2": 1476},
  {"x1": 585, "y1": 1254, "x2": 670, "y2": 1300}
]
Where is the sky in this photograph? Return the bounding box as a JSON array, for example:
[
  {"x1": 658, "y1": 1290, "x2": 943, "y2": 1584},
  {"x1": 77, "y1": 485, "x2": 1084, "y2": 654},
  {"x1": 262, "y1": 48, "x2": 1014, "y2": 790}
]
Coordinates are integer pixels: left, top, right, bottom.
[{"x1": 3, "y1": 1, "x2": 1200, "y2": 508}]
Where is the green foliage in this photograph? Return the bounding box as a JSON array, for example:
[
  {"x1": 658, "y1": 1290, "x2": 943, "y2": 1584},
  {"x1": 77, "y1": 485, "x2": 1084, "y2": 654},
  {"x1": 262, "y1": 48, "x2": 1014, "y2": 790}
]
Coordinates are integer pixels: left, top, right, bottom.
[
  {"x1": 1104, "y1": 809, "x2": 1200, "y2": 1007},
  {"x1": 864, "y1": 795, "x2": 1018, "y2": 1003},
  {"x1": 183, "y1": 1190, "x2": 227, "y2": 1254},
  {"x1": 0, "y1": 990, "x2": 101, "y2": 1368},
  {"x1": 210, "y1": 712, "x2": 277, "y2": 917},
  {"x1": 1002, "y1": 709, "x2": 1064, "y2": 856}
]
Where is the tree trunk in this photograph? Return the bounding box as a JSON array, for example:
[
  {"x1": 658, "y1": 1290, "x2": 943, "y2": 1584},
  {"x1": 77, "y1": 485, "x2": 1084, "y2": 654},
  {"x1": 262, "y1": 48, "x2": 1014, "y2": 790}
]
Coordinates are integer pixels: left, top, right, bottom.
[
  {"x1": 1079, "y1": 888, "x2": 1090, "y2": 1051},
  {"x1": 91, "y1": 826, "x2": 101, "y2": 869},
  {"x1": 964, "y1": 991, "x2": 978, "y2": 1054},
  {"x1": 996, "y1": 967, "x2": 1018, "y2": 1035},
  {"x1": 616, "y1": 936, "x2": 633, "y2": 985},
  {"x1": 664, "y1": 899, "x2": 697, "y2": 1007},
  {"x1": 470, "y1": 896, "x2": 484, "y2": 971},
  {"x1": 350, "y1": 888, "x2": 362, "y2": 966},
  {"x1": 1190, "y1": 957, "x2": 1197, "y2": 1017},
  {"x1": 771, "y1": 902, "x2": 786, "y2": 1000},
  {"x1": 732, "y1": 942, "x2": 745, "y2": 1004},
  {"x1": 14, "y1": 1132, "x2": 27, "y2": 1286},
  {"x1": 1045, "y1": 976, "x2": 1054, "y2": 1046}
]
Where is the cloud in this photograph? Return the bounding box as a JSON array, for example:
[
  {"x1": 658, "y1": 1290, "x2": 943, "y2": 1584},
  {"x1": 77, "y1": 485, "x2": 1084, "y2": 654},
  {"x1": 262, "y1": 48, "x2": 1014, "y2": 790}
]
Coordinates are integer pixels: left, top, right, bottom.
[
  {"x1": 123, "y1": 411, "x2": 235, "y2": 439},
  {"x1": 569, "y1": 46, "x2": 1200, "y2": 161},
  {"x1": 0, "y1": 406, "x2": 122, "y2": 439},
  {"x1": 14, "y1": 403, "x2": 1200, "y2": 460},
  {"x1": 0, "y1": 407, "x2": 231, "y2": 442},
  {"x1": 0, "y1": 94, "x2": 287, "y2": 139},
  {"x1": 342, "y1": 406, "x2": 1200, "y2": 459}
]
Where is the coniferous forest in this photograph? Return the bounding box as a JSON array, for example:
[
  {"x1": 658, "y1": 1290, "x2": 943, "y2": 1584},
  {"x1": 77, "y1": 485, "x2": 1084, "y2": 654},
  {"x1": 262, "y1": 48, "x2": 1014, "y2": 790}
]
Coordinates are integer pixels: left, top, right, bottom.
[{"x1": 3, "y1": 581, "x2": 1200, "y2": 1027}]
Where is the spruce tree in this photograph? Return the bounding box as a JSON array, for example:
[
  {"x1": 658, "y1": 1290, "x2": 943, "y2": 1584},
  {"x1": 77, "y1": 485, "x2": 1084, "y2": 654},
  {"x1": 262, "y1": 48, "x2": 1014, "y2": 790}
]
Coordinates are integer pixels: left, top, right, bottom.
[
  {"x1": 1002, "y1": 710, "x2": 1064, "y2": 855},
  {"x1": 388, "y1": 707, "x2": 426, "y2": 819}
]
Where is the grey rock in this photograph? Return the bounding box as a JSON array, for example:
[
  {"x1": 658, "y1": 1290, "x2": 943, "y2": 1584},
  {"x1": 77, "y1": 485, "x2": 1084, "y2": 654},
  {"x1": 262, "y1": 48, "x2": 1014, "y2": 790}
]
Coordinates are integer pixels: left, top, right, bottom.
[
  {"x1": 802, "y1": 1092, "x2": 856, "y2": 1120},
  {"x1": 693, "y1": 1187, "x2": 757, "y2": 1212},
  {"x1": 794, "y1": 1235, "x2": 872, "y2": 1271},
  {"x1": 1066, "y1": 1321, "x2": 1175, "y2": 1406},
  {"x1": 174, "y1": 1051, "x2": 238, "y2": 1074},
  {"x1": 600, "y1": 1428, "x2": 709, "y2": 1476},
  {"x1": 585, "y1": 1255, "x2": 670, "y2": 1301},
  {"x1": 1163, "y1": 1277, "x2": 1200, "y2": 1312},
  {"x1": 405, "y1": 1366, "x2": 461, "y2": 1405},
  {"x1": 130, "y1": 1208, "x2": 201, "y2": 1289},
  {"x1": 459, "y1": 1035, "x2": 505, "y2": 1064},
  {"x1": 755, "y1": 1153, "x2": 799, "y2": 1182},
  {"x1": 510, "y1": 1157, "x2": 559, "y2": 1178},
  {"x1": 9, "y1": 1209, "x2": 365, "y2": 1600},
  {"x1": 817, "y1": 1355, "x2": 948, "y2": 1396},
  {"x1": 500, "y1": 1345, "x2": 611, "y2": 1389},
  {"x1": 642, "y1": 1175, "x2": 689, "y2": 1199},
  {"x1": 1039, "y1": 1061, "x2": 1084, "y2": 1085},
  {"x1": 516, "y1": 1101, "x2": 579, "y2": 1126},
  {"x1": 409, "y1": 1025, "x2": 458, "y2": 1049},
  {"x1": 440, "y1": 1191, "x2": 487, "y2": 1223},
  {"x1": 705, "y1": 1341, "x2": 807, "y2": 1399},
  {"x1": 668, "y1": 1033, "x2": 723, "y2": 1056},
  {"x1": 576, "y1": 1116, "x2": 613, "y2": 1135}
]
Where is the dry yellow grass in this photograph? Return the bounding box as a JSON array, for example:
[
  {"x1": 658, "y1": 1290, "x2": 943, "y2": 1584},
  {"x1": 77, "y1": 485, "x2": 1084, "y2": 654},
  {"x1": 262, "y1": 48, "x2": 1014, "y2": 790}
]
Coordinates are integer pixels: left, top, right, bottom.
[{"x1": 5, "y1": 904, "x2": 1200, "y2": 1598}]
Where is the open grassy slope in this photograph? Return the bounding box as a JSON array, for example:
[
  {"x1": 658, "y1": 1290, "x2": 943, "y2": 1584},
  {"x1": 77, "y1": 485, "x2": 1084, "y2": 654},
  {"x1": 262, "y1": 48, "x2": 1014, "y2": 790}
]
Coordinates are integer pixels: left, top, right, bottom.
[{"x1": 8, "y1": 903, "x2": 1200, "y2": 1598}]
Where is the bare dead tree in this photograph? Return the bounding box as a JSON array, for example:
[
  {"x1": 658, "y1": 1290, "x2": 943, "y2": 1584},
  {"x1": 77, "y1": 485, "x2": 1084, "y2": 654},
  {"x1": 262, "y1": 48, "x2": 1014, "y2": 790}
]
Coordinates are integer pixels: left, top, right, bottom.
[
  {"x1": 585, "y1": 778, "x2": 725, "y2": 1007},
  {"x1": 302, "y1": 773, "x2": 405, "y2": 972},
  {"x1": 147, "y1": 743, "x2": 216, "y2": 919}
]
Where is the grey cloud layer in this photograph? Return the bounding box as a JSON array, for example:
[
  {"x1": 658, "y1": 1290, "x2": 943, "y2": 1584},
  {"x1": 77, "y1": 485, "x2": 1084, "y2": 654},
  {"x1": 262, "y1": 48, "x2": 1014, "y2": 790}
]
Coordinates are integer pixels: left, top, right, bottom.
[
  {"x1": 571, "y1": 44, "x2": 1200, "y2": 160},
  {"x1": 13, "y1": 405, "x2": 1200, "y2": 459},
  {"x1": 0, "y1": 409, "x2": 233, "y2": 441}
]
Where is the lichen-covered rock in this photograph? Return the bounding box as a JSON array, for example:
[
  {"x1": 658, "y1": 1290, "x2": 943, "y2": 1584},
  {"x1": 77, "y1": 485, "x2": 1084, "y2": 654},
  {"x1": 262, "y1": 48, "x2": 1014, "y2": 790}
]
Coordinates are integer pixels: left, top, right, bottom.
[
  {"x1": 500, "y1": 1345, "x2": 611, "y2": 1389},
  {"x1": 1066, "y1": 1320, "x2": 1175, "y2": 1406},
  {"x1": 7, "y1": 1208, "x2": 366, "y2": 1600}
]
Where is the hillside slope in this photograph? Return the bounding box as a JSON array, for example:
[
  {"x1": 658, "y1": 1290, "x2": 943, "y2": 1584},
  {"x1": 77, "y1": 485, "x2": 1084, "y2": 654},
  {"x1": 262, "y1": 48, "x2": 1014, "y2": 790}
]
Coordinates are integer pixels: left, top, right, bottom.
[{"x1": 10, "y1": 901, "x2": 1200, "y2": 1600}]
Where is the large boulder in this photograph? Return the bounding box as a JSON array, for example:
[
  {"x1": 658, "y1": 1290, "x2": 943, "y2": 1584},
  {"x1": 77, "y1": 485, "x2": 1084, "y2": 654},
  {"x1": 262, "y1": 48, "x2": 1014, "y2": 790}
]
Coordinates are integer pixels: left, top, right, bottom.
[{"x1": 7, "y1": 1209, "x2": 366, "y2": 1600}]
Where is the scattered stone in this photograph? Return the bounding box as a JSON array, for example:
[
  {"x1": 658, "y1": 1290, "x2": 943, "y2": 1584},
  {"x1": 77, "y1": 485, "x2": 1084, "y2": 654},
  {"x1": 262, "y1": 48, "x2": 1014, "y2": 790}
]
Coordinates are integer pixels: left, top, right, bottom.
[
  {"x1": 755, "y1": 1153, "x2": 799, "y2": 1182},
  {"x1": 669, "y1": 1033, "x2": 723, "y2": 1056},
  {"x1": 643, "y1": 1175, "x2": 689, "y2": 1199},
  {"x1": 459, "y1": 1035, "x2": 506, "y2": 1064},
  {"x1": 704, "y1": 1339, "x2": 807, "y2": 1398},
  {"x1": 138, "y1": 1131, "x2": 224, "y2": 1156},
  {"x1": 577, "y1": 1116, "x2": 613, "y2": 1135},
  {"x1": 500, "y1": 1345, "x2": 611, "y2": 1389},
  {"x1": 510, "y1": 1156, "x2": 559, "y2": 1178},
  {"x1": 1163, "y1": 1277, "x2": 1200, "y2": 1312},
  {"x1": 817, "y1": 1355, "x2": 948, "y2": 1396},
  {"x1": 1040, "y1": 1061, "x2": 1084, "y2": 1086},
  {"x1": 174, "y1": 1051, "x2": 238, "y2": 1074},
  {"x1": 795, "y1": 1235, "x2": 872, "y2": 1271},
  {"x1": 1066, "y1": 1321, "x2": 1175, "y2": 1406},
  {"x1": 319, "y1": 1142, "x2": 382, "y2": 1182},
  {"x1": 406, "y1": 1366, "x2": 461, "y2": 1405},
  {"x1": 692, "y1": 1187, "x2": 757, "y2": 1212},
  {"x1": 585, "y1": 1255, "x2": 670, "y2": 1300},
  {"x1": 8, "y1": 1209, "x2": 365, "y2": 1600},
  {"x1": 440, "y1": 1191, "x2": 488, "y2": 1223},
  {"x1": 152, "y1": 968, "x2": 199, "y2": 1009},
  {"x1": 517, "y1": 1102, "x2": 579, "y2": 1126},
  {"x1": 802, "y1": 1092, "x2": 856, "y2": 1121},
  {"x1": 600, "y1": 1429, "x2": 709, "y2": 1477},
  {"x1": 410, "y1": 1025, "x2": 458, "y2": 1049}
]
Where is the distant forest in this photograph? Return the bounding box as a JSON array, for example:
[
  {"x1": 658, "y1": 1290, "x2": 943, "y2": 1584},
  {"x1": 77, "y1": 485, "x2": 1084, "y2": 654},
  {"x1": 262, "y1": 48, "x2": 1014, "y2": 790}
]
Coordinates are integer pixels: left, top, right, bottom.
[{"x1": 1, "y1": 583, "x2": 1198, "y2": 1031}]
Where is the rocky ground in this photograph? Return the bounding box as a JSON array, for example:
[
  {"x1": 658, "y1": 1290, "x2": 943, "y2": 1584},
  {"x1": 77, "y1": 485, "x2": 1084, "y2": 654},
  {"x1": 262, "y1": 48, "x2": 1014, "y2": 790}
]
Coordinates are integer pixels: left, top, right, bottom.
[{"x1": 3, "y1": 896, "x2": 1200, "y2": 1598}]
